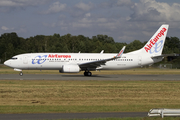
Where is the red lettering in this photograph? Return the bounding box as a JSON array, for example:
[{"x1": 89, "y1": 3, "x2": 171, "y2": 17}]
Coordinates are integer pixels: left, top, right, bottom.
[
  {"x1": 144, "y1": 27, "x2": 166, "y2": 52},
  {"x1": 147, "y1": 43, "x2": 152, "y2": 48},
  {"x1": 144, "y1": 47, "x2": 150, "y2": 52},
  {"x1": 150, "y1": 39, "x2": 155, "y2": 45},
  {"x1": 158, "y1": 33, "x2": 162, "y2": 37},
  {"x1": 160, "y1": 31, "x2": 164, "y2": 36},
  {"x1": 48, "y1": 54, "x2": 52, "y2": 58},
  {"x1": 48, "y1": 54, "x2": 71, "y2": 58},
  {"x1": 162, "y1": 28, "x2": 167, "y2": 32},
  {"x1": 153, "y1": 36, "x2": 159, "y2": 43}
]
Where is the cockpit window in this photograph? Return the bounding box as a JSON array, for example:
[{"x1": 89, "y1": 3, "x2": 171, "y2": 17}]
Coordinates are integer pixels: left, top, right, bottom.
[{"x1": 11, "y1": 57, "x2": 18, "y2": 60}]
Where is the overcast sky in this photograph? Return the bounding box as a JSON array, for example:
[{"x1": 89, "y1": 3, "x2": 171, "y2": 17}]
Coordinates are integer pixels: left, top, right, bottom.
[{"x1": 1, "y1": 0, "x2": 180, "y2": 43}]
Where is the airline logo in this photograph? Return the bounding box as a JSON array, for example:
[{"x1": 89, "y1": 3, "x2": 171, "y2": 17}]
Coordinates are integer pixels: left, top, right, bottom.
[
  {"x1": 149, "y1": 40, "x2": 163, "y2": 54},
  {"x1": 144, "y1": 27, "x2": 167, "y2": 53},
  {"x1": 48, "y1": 54, "x2": 71, "y2": 58},
  {"x1": 32, "y1": 54, "x2": 71, "y2": 64},
  {"x1": 32, "y1": 55, "x2": 47, "y2": 64}
]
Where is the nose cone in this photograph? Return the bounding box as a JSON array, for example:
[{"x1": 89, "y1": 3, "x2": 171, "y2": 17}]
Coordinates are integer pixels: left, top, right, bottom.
[
  {"x1": 4, "y1": 60, "x2": 7, "y2": 66},
  {"x1": 4, "y1": 60, "x2": 11, "y2": 67}
]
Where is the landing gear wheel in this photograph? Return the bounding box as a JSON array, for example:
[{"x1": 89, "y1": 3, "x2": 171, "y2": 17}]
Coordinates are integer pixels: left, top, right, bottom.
[
  {"x1": 19, "y1": 72, "x2": 23, "y2": 76},
  {"x1": 88, "y1": 72, "x2": 92, "y2": 76},
  {"x1": 84, "y1": 71, "x2": 92, "y2": 76}
]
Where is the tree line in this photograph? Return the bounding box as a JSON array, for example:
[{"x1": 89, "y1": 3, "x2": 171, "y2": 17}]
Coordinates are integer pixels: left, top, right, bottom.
[{"x1": 0, "y1": 32, "x2": 180, "y2": 64}]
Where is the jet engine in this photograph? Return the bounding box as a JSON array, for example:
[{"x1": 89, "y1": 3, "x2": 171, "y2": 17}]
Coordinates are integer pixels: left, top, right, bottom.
[{"x1": 60, "y1": 64, "x2": 80, "y2": 73}]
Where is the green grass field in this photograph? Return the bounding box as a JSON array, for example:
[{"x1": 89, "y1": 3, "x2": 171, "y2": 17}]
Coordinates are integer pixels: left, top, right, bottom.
[{"x1": 0, "y1": 80, "x2": 180, "y2": 114}]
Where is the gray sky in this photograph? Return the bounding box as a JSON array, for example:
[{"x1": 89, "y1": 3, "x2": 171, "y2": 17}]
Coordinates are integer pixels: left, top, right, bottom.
[{"x1": 1, "y1": 0, "x2": 180, "y2": 43}]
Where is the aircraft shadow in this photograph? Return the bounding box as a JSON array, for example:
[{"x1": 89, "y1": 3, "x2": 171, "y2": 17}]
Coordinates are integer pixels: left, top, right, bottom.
[{"x1": 61, "y1": 74, "x2": 116, "y2": 78}]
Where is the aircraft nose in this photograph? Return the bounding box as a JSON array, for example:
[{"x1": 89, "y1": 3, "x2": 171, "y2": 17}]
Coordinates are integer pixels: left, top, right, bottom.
[
  {"x1": 4, "y1": 60, "x2": 10, "y2": 67},
  {"x1": 4, "y1": 61, "x2": 7, "y2": 66}
]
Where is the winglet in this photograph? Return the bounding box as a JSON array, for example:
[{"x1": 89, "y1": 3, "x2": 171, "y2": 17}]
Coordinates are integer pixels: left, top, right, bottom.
[{"x1": 116, "y1": 46, "x2": 126, "y2": 58}]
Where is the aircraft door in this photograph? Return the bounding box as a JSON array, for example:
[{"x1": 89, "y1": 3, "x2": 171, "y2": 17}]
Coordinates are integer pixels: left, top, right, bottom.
[
  {"x1": 23, "y1": 55, "x2": 28, "y2": 64},
  {"x1": 138, "y1": 56, "x2": 142, "y2": 65}
]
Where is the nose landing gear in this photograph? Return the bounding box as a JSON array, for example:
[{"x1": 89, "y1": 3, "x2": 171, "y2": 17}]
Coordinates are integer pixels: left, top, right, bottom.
[
  {"x1": 19, "y1": 72, "x2": 23, "y2": 76},
  {"x1": 14, "y1": 69, "x2": 23, "y2": 76}
]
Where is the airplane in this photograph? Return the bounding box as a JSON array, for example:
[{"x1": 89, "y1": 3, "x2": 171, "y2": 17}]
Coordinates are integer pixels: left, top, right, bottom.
[{"x1": 4, "y1": 24, "x2": 169, "y2": 76}]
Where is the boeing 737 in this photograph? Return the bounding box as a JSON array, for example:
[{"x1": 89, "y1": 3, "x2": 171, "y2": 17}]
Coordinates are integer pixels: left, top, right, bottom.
[{"x1": 4, "y1": 24, "x2": 169, "y2": 76}]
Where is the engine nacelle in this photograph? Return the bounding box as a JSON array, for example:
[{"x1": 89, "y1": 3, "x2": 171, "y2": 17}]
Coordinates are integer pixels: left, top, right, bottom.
[{"x1": 60, "y1": 65, "x2": 80, "y2": 73}]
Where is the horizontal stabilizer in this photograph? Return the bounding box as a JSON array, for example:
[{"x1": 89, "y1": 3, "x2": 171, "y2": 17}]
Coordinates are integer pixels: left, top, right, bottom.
[{"x1": 151, "y1": 53, "x2": 177, "y2": 58}]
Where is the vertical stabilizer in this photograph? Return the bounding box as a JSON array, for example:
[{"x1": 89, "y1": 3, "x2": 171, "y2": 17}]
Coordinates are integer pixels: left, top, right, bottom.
[{"x1": 143, "y1": 24, "x2": 169, "y2": 56}]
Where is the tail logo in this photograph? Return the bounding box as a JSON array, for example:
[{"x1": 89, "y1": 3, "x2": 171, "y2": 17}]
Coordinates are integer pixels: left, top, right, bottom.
[
  {"x1": 149, "y1": 40, "x2": 163, "y2": 54},
  {"x1": 144, "y1": 27, "x2": 167, "y2": 52}
]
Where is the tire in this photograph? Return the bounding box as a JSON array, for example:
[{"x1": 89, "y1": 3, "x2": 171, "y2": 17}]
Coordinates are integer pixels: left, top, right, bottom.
[
  {"x1": 19, "y1": 72, "x2": 23, "y2": 76},
  {"x1": 88, "y1": 72, "x2": 92, "y2": 76},
  {"x1": 84, "y1": 72, "x2": 92, "y2": 76}
]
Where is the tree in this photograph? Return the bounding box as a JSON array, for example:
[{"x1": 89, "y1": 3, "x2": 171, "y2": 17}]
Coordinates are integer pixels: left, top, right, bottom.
[{"x1": 126, "y1": 40, "x2": 143, "y2": 52}]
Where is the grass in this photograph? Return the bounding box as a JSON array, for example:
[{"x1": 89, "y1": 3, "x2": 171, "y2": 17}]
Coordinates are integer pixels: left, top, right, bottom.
[{"x1": 0, "y1": 80, "x2": 180, "y2": 114}]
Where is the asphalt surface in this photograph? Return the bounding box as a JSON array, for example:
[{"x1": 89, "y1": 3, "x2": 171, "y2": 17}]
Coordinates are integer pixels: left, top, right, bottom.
[
  {"x1": 0, "y1": 74, "x2": 180, "y2": 80},
  {"x1": 0, "y1": 74, "x2": 179, "y2": 120},
  {"x1": 0, "y1": 112, "x2": 148, "y2": 120}
]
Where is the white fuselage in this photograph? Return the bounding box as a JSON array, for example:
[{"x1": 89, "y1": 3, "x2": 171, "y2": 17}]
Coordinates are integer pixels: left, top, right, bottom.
[{"x1": 4, "y1": 53, "x2": 162, "y2": 71}]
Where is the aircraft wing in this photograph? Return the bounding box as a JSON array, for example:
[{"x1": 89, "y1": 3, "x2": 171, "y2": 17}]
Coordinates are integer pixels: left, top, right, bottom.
[{"x1": 79, "y1": 46, "x2": 126, "y2": 70}]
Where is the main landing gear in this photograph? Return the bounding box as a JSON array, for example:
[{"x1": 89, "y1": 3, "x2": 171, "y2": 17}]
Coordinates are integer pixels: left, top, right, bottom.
[
  {"x1": 19, "y1": 72, "x2": 23, "y2": 76},
  {"x1": 84, "y1": 71, "x2": 92, "y2": 76}
]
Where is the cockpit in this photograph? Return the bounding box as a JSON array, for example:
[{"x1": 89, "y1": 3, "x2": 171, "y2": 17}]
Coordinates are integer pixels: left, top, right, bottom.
[
  {"x1": 11, "y1": 57, "x2": 18, "y2": 60},
  {"x1": 4, "y1": 56, "x2": 19, "y2": 68}
]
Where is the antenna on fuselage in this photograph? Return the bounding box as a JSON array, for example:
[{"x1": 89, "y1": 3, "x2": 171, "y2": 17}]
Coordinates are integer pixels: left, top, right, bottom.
[{"x1": 100, "y1": 50, "x2": 104, "y2": 54}]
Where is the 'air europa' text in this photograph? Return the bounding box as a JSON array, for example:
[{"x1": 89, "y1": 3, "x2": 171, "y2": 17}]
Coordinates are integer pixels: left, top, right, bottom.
[{"x1": 144, "y1": 27, "x2": 167, "y2": 52}]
